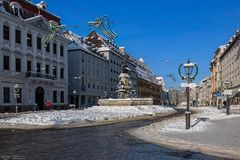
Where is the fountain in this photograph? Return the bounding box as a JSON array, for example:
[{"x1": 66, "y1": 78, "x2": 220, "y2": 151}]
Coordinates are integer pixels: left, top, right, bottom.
[{"x1": 98, "y1": 58, "x2": 153, "y2": 106}]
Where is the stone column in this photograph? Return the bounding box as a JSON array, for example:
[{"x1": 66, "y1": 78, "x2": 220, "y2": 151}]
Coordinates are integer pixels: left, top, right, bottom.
[
  {"x1": 32, "y1": 57, "x2": 36, "y2": 73},
  {"x1": 0, "y1": 20, "x2": 3, "y2": 49},
  {"x1": 32, "y1": 32, "x2": 37, "y2": 55},
  {"x1": 10, "y1": 52, "x2": 15, "y2": 74},
  {"x1": 10, "y1": 23, "x2": 15, "y2": 49}
]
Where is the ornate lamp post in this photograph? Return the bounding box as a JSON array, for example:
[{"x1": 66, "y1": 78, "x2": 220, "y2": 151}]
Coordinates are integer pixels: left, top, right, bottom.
[
  {"x1": 222, "y1": 80, "x2": 232, "y2": 115},
  {"x1": 72, "y1": 90, "x2": 77, "y2": 109},
  {"x1": 178, "y1": 59, "x2": 198, "y2": 129},
  {"x1": 13, "y1": 84, "x2": 20, "y2": 113}
]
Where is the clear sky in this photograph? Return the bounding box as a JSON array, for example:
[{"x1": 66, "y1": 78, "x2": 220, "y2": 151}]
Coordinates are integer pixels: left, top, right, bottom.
[{"x1": 33, "y1": 0, "x2": 240, "y2": 88}]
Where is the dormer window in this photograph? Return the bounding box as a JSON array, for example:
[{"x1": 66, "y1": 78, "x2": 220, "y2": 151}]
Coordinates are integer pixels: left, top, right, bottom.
[
  {"x1": 14, "y1": 8, "x2": 18, "y2": 16},
  {"x1": 10, "y1": 2, "x2": 22, "y2": 18}
]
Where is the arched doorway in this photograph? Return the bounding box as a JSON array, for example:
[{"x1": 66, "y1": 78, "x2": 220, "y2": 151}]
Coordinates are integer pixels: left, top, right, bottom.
[{"x1": 35, "y1": 87, "x2": 44, "y2": 110}]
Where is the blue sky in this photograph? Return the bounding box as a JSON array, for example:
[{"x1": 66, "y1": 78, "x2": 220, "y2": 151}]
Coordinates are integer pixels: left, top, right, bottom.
[{"x1": 33, "y1": 0, "x2": 240, "y2": 88}]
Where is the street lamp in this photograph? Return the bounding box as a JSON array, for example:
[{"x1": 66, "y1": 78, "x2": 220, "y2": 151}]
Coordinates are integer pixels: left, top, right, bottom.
[
  {"x1": 222, "y1": 80, "x2": 232, "y2": 115},
  {"x1": 13, "y1": 84, "x2": 20, "y2": 113},
  {"x1": 72, "y1": 89, "x2": 77, "y2": 109},
  {"x1": 178, "y1": 59, "x2": 198, "y2": 129}
]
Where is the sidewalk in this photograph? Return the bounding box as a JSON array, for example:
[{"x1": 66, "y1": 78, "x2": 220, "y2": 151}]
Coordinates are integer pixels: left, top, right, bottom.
[{"x1": 129, "y1": 107, "x2": 240, "y2": 159}]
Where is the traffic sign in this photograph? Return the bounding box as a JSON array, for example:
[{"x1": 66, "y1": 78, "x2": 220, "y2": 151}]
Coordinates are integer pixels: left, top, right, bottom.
[
  {"x1": 223, "y1": 90, "x2": 232, "y2": 96},
  {"x1": 181, "y1": 83, "x2": 197, "y2": 88}
]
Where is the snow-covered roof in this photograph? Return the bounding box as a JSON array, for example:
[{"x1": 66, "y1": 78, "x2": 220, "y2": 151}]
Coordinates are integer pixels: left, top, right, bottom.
[{"x1": 64, "y1": 31, "x2": 108, "y2": 60}]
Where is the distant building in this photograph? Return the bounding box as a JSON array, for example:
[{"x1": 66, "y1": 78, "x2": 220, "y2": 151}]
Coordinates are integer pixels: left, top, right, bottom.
[
  {"x1": 65, "y1": 31, "x2": 163, "y2": 106},
  {"x1": 134, "y1": 59, "x2": 162, "y2": 104},
  {"x1": 198, "y1": 77, "x2": 211, "y2": 106},
  {"x1": 86, "y1": 31, "x2": 137, "y2": 99},
  {"x1": 210, "y1": 45, "x2": 225, "y2": 106},
  {"x1": 0, "y1": 0, "x2": 69, "y2": 112}
]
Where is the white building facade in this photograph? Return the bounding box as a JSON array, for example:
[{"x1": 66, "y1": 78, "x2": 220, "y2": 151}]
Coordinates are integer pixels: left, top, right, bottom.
[{"x1": 0, "y1": 0, "x2": 69, "y2": 112}]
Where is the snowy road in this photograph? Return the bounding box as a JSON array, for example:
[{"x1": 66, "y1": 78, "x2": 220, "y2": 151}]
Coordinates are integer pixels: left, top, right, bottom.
[
  {"x1": 0, "y1": 109, "x2": 225, "y2": 160},
  {"x1": 129, "y1": 107, "x2": 240, "y2": 159}
]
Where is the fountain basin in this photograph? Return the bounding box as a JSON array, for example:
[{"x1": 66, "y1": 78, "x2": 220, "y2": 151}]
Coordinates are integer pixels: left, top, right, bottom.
[{"x1": 98, "y1": 98, "x2": 153, "y2": 106}]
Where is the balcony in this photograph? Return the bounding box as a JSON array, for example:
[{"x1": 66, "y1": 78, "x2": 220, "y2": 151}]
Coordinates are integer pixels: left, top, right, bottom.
[{"x1": 25, "y1": 72, "x2": 55, "y2": 80}]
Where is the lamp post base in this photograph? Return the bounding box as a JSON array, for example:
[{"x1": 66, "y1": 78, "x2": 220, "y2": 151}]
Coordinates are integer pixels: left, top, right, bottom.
[
  {"x1": 185, "y1": 111, "x2": 191, "y2": 129},
  {"x1": 15, "y1": 106, "x2": 18, "y2": 114}
]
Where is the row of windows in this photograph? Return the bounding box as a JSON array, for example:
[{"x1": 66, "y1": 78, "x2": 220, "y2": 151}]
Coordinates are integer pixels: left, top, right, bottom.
[
  {"x1": 3, "y1": 25, "x2": 64, "y2": 56},
  {"x1": 87, "y1": 83, "x2": 107, "y2": 91},
  {"x1": 110, "y1": 69, "x2": 119, "y2": 75},
  {"x1": 3, "y1": 55, "x2": 65, "y2": 79},
  {"x1": 2, "y1": 87, "x2": 65, "y2": 104},
  {"x1": 110, "y1": 59, "x2": 122, "y2": 67}
]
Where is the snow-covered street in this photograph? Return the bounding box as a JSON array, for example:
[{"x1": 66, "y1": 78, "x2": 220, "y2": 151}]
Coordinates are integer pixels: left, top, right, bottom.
[
  {"x1": 0, "y1": 105, "x2": 175, "y2": 127},
  {"x1": 162, "y1": 107, "x2": 240, "y2": 132},
  {"x1": 129, "y1": 107, "x2": 240, "y2": 159}
]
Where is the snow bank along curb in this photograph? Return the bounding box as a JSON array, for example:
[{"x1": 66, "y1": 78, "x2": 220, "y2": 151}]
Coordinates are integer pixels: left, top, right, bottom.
[
  {"x1": 128, "y1": 107, "x2": 240, "y2": 159},
  {"x1": 0, "y1": 105, "x2": 176, "y2": 129}
]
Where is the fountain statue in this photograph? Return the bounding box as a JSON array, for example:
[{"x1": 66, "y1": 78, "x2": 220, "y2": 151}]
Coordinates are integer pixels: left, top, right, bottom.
[
  {"x1": 98, "y1": 57, "x2": 153, "y2": 106},
  {"x1": 117, "y1": 59, "x2": 132, "y2": 98}
]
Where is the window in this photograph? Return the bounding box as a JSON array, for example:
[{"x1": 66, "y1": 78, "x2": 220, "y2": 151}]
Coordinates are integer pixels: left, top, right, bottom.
[
  {"x1": 53, "y1": 43, "x2": 57, "y2": 54},
  {"x1": 14, "y1": 8, "x2": 19, "y2": 16},
  {"x1": 3, "y1": 25, "x2": 9, "y2": 40},
  {"x1": 37, "y1": 37, "x2": 41, "y2": 50},
  {"x1": 53, "y1": 66, "x2": 57, "y2": 78},
  {"x1": 60, "y1": 45, "x2": 64, "y2": 56},
  {"x1": 15, "y1": 30, "x2": 21, "y2": 43},
  {"x1": 37, "y1": 63, "x2": 41, "y2": 73},
  {"x1": 3, "y1": 55, "x2": 9, "y2": 70},
  {"x1": 17, "y1": 88, "x2": 22, "y2": 103},
  {"x1": 3, "y1": 87, "x2": 10, "y2": 103},
  {"x1": 46, "y1": 43, "x2": 50, "y2": 52},
  {"x1": 46, "y1": 65, "x2": 49, "y2": 74},
  {"x1": 60, "y1": 68, "x2": 64, "y2": 79},
  {"x1": 27, "y1": 61, "x2": 31, "y2": 72},
  {"x1": 27, "y1": 34, "x2": 32, "y2": 47},
  {"x1": 16, "y1": 58, "x2": 21, "y2": 72},
  {"x1": 60, "y1": 91, "x2": 64, "y2": 103},
  {"x1": 53, "y1": 91, "x2": 57, "y2": 103}
]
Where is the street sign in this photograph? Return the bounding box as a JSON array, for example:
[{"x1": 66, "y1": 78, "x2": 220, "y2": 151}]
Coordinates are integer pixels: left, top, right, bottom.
[
  {"x1": 216, "y1": 92, "x2": 222, "y2": 97},
  {"x1": 223, "y1": 90, "x2": 232, "y2": 96},
  {"x1": 181, "y1": 83, "x2": 197, "y2": 88}
]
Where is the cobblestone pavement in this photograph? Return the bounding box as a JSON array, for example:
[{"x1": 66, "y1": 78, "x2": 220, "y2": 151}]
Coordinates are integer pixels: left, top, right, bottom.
[{"x1": 0, "y1": 111, "x2": 229, "y2": 160}]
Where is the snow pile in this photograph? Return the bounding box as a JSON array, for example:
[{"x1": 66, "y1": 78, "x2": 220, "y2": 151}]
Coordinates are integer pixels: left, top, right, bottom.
[
  {"x1": 161, "y1": 107, "x2": 240, "y2": 133},
  {"x1": 0, "y1": 105, "x2": 175, "y2": 126}
]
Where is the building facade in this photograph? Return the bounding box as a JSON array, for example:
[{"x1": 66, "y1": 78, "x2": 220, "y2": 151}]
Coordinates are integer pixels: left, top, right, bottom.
[
  {"x1": 134, "y1": 59, "x2": 162, "y2": 104},
  {"x1": 0, "y1": 0, "x2": 69, "y2": 112},
  {"x1": 197, "y1": 77, "x2": 211, "y2": 106},
  {"x1": 210, "y1": 45, "x2": 225, "y2": 106},
  {"x1": 220, "y1": 31, "x2": 240, "y2": 105},
  {"x1": 65, "y1": 31, "x2": 109, "y2": 107}
]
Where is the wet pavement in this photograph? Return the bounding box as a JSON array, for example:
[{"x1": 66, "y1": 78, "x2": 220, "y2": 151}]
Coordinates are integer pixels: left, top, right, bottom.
[{"x1": 0, "y1": 112, "x2": 230, "y2": 160}]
